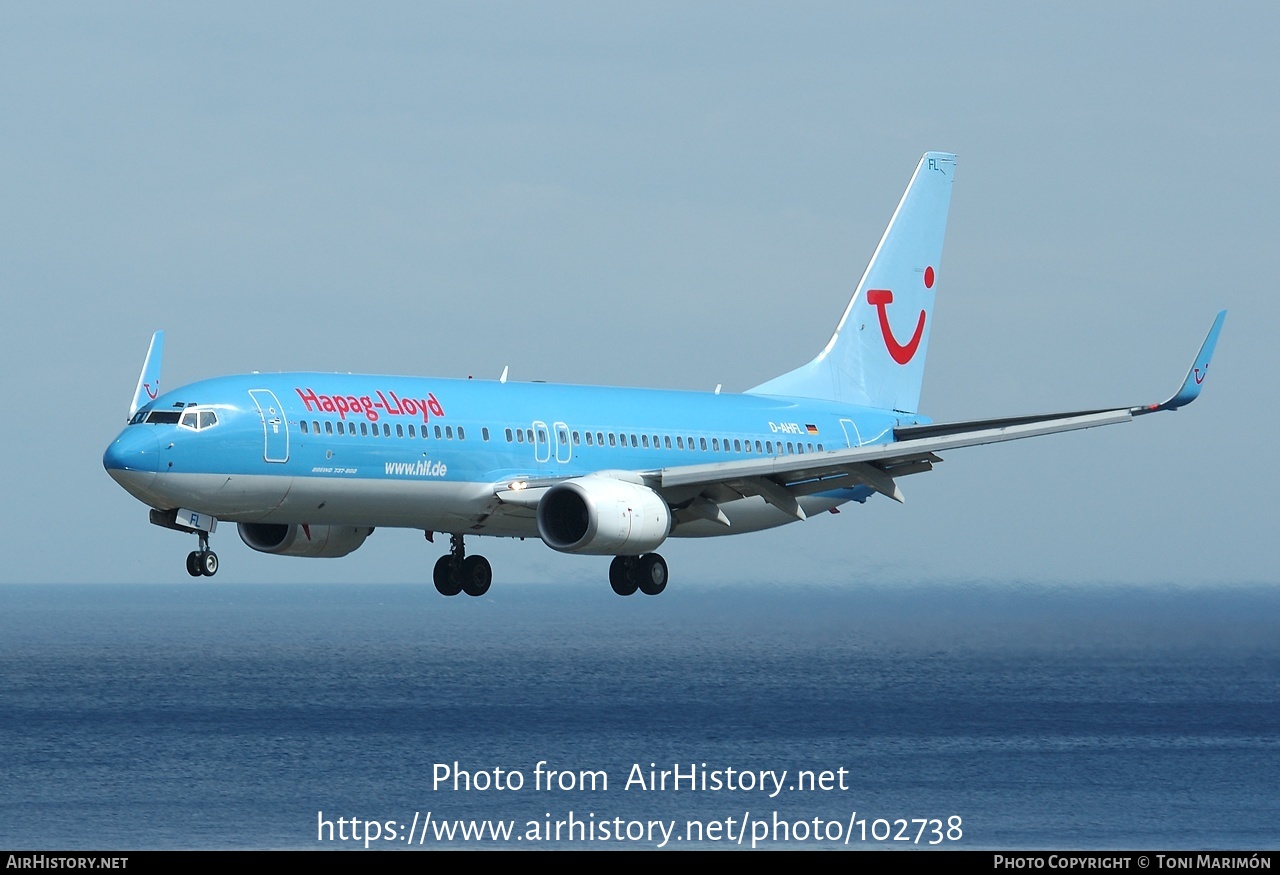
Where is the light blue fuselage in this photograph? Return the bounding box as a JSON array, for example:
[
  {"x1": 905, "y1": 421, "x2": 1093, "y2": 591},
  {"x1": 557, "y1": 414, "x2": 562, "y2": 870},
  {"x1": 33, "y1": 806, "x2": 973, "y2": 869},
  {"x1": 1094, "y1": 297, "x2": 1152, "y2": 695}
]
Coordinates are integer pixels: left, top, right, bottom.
[{"x1": 104, "y1": 373, "x2": 925, "y2": 538}]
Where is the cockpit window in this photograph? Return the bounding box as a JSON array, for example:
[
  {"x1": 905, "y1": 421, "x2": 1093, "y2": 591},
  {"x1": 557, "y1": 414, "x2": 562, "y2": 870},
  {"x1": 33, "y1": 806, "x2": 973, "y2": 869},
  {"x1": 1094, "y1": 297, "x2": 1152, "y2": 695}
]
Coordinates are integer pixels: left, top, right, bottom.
[
  {"x1": 145, "y1": 410, "x2": 182, "y2": 424},
  {"x1": 176, "y1": 408, "x2": 219, "y2": 430}
]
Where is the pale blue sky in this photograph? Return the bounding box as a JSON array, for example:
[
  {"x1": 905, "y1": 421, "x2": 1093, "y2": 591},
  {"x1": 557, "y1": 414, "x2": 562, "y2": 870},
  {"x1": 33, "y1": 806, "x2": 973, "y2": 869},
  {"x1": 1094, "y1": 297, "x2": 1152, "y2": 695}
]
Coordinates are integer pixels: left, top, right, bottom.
[{"x1": 2, "y1": 3, "x2": 1275, "y2": 585}]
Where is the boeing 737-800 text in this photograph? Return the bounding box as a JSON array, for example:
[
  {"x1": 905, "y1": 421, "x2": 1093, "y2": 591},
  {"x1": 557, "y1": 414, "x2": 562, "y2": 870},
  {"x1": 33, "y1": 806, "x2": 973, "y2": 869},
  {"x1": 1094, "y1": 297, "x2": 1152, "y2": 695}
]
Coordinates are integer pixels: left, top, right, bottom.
[{"x1": 103, "y1": 152, "x2": 1225, "y2": 596}]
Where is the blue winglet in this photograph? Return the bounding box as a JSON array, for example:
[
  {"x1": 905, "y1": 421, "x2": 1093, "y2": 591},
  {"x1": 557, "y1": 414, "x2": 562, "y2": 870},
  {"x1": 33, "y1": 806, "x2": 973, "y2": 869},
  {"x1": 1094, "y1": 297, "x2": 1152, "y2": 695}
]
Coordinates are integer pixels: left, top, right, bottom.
[
  {"x1": 128, "y1": 330, "x2": 164, "y2": 420},
  {"x1": 1137, "y1": 311, "x2": 1225, "y2": 414}
]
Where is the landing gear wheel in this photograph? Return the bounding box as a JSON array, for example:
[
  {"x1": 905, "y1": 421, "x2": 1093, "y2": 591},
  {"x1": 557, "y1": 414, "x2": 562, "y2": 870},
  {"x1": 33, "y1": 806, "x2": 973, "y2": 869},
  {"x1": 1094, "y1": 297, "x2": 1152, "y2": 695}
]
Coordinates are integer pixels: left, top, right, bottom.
[
  {"x1": 186, "y1": 552, "x2": 202, "y2": 578},
  {"x1": 433, "y1": 555, "x2": 462, "y2": 596},
  {"x1": 637, "y1": 553, "x2": 667, "y2": 596},
  {"x1": 461, "y1": 555, "x2": 492, "y2": 597},
  {"x1": 199, "y1": 551, "x2": 219, "y2": 577},
  {"x1": 609, "y1": 556, "x2": 638, "y2": 596}
]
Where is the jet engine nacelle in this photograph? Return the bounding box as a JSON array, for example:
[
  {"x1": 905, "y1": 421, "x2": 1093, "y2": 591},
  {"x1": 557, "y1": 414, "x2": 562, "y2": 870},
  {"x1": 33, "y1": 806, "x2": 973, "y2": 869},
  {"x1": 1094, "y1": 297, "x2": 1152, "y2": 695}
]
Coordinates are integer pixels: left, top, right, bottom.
[
  {"x1": 237, "y1": 523, "x2": 373, "y2": 558},
  {"x1": 536, "y1": 476, "x2": 671, "y2": 555}
]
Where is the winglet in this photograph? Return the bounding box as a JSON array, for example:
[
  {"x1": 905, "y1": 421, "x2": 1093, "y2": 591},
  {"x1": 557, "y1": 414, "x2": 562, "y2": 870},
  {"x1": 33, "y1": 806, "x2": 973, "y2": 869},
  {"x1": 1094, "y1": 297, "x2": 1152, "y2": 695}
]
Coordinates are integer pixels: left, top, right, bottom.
[
  {"x1": 1136, "y1": 311, "x2": 1225, "y2": 414},
  {"x1": 128, "y1": 330, "x2": 164, "y2": 420}
]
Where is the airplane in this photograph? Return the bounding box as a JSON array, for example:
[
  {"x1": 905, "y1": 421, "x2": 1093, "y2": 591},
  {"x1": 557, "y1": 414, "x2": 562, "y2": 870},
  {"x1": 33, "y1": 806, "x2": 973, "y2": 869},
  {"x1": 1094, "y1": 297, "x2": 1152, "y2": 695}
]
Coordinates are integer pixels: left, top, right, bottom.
[{"x1": 102, "y1": 152, "x2": 1225, "y2": 597}]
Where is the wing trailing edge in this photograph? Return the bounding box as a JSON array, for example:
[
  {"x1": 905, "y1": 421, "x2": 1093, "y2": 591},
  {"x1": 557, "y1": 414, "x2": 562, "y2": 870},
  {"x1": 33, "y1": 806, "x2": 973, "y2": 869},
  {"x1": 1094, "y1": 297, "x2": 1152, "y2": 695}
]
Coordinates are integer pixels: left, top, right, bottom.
[{"x1": 661, "y1": 311, "x2": 1225, "y2": 504}]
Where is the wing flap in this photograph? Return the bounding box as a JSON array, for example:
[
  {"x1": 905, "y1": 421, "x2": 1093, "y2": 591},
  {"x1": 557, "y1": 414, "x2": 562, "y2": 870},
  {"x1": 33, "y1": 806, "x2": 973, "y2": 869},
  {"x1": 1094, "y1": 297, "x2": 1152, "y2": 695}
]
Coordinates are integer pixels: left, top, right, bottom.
[{"x1": 659, "y1": 409, "x2": 1133, "y2": 493}]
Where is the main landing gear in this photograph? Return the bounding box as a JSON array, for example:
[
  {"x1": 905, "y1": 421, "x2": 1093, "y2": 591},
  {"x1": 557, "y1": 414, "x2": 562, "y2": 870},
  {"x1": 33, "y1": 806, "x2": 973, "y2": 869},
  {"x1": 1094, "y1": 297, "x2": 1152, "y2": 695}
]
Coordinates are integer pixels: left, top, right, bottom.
[
  {"x1": 432, "y1": 533, "x2": 492, "y2": 597},
  {"x1": 609, "y1": 553, "x2": 667, "y2": 596},
  {"x1": 185, "y1": 531, "x2": 219, "y2": 577}
]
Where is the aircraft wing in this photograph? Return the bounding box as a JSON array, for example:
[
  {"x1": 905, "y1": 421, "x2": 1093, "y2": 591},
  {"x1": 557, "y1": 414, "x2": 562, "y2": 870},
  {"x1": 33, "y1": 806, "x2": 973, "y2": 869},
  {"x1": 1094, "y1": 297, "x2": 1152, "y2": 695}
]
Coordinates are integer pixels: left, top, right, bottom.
[
  {"x1": 493, "y1": 312, "x2": 1223, "y2": 522},
  {"x1": 654, "y1": 310, "x2": 1226, "y2": 521}
]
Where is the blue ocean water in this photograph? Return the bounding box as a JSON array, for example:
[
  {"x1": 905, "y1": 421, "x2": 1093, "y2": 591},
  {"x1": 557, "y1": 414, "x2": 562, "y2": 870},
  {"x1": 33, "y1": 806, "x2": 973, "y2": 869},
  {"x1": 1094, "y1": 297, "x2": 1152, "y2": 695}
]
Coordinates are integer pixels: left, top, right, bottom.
[{"x1": 1, "y1": 581, "x2": 1277, "y2": 849}]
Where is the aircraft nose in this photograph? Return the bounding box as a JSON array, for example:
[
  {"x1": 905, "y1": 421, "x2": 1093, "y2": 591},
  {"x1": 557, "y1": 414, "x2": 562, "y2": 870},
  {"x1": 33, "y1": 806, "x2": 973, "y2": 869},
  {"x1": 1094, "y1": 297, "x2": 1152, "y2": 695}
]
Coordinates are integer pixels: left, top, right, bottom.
[{"x1": 103, "y1": 428, "x2": 161, "y2": 491}]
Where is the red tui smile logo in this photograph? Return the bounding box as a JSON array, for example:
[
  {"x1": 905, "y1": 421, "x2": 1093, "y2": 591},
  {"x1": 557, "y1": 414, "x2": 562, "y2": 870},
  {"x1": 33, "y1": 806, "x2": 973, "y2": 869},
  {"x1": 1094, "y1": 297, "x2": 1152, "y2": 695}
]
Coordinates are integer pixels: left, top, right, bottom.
[
  {"x1": 865, "y1": 266, "x2": 934, "y2": 365},
  {"x1": 866, "y1": 290, "x2": 926, "y2": 365}
]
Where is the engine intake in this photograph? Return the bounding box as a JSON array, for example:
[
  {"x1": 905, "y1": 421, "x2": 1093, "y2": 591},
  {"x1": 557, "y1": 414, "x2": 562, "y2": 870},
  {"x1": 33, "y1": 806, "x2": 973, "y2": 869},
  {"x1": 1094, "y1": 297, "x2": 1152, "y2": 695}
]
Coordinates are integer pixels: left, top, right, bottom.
[{"x1": 537, "y1": 476, "x2": 671, "y2": 555}]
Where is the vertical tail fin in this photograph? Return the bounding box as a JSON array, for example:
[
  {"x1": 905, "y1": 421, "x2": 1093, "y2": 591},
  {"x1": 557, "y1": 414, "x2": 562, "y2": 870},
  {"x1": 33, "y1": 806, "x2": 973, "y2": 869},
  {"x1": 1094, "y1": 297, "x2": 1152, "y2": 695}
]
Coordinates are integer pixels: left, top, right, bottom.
[{"x1": 748, "y1": 152, "x2": 955, "y2": 412}]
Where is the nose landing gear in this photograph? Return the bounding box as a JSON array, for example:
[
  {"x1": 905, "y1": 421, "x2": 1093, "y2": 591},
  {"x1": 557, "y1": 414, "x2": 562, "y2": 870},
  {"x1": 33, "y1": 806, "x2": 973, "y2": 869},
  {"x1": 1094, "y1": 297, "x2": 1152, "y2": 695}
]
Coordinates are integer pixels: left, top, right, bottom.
[
  {"x1": 185, "y1": 531, "x2": 219, "y2": 577},
  {"x1": 148, "y1": 508, "x2": 220, "y2": 578}
]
